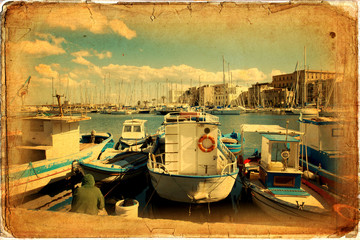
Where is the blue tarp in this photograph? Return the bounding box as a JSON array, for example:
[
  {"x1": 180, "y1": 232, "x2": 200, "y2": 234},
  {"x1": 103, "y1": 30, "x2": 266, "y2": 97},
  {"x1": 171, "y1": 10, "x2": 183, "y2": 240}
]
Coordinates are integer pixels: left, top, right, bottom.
[{"x1": 261, "y1": 134, "x2": 299, "y2": 142}]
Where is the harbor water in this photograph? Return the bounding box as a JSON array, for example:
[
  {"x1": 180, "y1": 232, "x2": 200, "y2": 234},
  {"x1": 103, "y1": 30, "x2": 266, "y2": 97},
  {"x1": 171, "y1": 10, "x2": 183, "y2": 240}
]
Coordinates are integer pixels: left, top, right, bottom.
[{"x1": 19, "y1": 112, "x2": 303, "y2": 224}]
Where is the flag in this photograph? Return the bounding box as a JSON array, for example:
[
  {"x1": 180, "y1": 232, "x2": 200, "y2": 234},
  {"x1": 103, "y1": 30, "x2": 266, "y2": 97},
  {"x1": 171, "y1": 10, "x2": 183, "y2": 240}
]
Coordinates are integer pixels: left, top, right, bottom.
[{"x1": 17, "y1": 76, "x2": 31, "y2": 97}]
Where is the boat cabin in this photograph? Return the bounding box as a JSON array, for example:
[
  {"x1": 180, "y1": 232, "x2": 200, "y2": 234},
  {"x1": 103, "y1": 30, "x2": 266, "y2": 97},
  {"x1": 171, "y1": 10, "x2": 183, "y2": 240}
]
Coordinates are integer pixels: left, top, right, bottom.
[
  {"x1": 161, "y1": 112, "x2": 228, "y2": 176},
  {"x1": 121, "y1": 119, "x2": 147, "y2": 140},
  {"x1": 16, "y1": 116, "x2": 90, "y2": 164},
  {"x1": 259, "y1": 134, "x2": 303, "y2": 189},
  {"x1": 299, "y1": 117, "x2": 342, "y2": 153}
]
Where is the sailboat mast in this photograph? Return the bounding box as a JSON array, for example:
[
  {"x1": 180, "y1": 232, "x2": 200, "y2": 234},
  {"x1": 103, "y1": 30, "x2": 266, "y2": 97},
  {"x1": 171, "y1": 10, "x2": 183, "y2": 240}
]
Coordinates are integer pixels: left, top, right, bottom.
[
  {"x1": 52, "y1": 77, "x2": 54, "y2": 106},
  {"x1": 223, "y1": 56, "x2": 225, "y2": 107},
  {"x1": 303, "y1": 46, "x2": 307, "y2": 107}
]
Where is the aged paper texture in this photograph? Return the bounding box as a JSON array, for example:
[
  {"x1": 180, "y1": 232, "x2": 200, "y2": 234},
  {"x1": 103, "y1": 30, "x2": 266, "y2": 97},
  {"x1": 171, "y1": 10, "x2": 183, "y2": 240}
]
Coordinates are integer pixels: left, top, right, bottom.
[{"x1": 1, "y1": 1, "x2": 358, "y2": 238}]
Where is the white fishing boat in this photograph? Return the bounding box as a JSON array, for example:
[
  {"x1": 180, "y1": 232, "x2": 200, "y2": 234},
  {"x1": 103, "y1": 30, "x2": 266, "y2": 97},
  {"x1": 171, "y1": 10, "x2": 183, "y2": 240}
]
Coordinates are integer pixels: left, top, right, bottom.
[
  {"x1": 239, "y1": 124, "x2": 331, "y2": 220},
  {"x1": 292, "y1": 107, "x2": 320, "y2": 115},
  {"x1": 4, "y1": 114, "x2": 114, "y2": 201},
  {"x1": 114, "y1": 119, "x2": 150, "y2": 151},
  {"x1": 207, "y1": 107, "x2": 241, "y2": 115},
  {"x1": 111, "y1": 109, "x2": 132, "y2": 115},
  {"x1": 148, "y1": 112, "x2": 238, "y2": 203}
]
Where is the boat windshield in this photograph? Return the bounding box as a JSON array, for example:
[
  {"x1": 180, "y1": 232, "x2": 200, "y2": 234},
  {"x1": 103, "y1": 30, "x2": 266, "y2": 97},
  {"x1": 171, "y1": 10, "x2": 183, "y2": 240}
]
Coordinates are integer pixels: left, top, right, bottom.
[
  {"x1": 271, "y1": 142, "x2": 288, "y2": 162},
  {"x1": 124, "y1": 126, "x2": 132, "y2": 132},
  {"x1": 134, "y1": 126, "x2": 141, "y2": 132}
]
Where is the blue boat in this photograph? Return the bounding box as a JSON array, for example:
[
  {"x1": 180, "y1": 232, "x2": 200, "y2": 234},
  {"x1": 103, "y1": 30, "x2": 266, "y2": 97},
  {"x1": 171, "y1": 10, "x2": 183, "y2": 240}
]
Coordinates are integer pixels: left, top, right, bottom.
[
  {"x1": 80, "y1": 152, "x2": 150, "y2": 184},
  {"x1": 6, "y1": 115, "x2": 114, "y2": 200},
  {"x1": 221, "y1": 130, "x2": 242, "y2": 155},
  {"x1": 80, "y1": 138, "x2": 159, "y2": 183},
  {"x1": 240, "y1": 125, "x2": 331, "y2": 220},
  {"x1": 298, "y1": 116, "x2": 352, "y2": 196}
]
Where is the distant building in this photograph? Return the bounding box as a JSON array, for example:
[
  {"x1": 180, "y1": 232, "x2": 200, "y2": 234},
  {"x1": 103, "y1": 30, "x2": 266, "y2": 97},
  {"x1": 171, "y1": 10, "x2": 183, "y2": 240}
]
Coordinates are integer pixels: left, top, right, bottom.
[
  {"x1": 272, "y1": 70, "x2": 336, "y2": 106},
  {"x1": 168, "y1": 89, "x2": 183, "y2": 103},
  {"x1": 198, "y1": 85, "x2": 214, "y2": 106},
  {"x1": 262, "y1": 88, "x2": 290, "y2": 108},
  {"x1": 247, "y1": 82, "x2": 272, "y2": 107},
  {"x1": 213, "y1": 83, "x2": 242, "y2": 106}
]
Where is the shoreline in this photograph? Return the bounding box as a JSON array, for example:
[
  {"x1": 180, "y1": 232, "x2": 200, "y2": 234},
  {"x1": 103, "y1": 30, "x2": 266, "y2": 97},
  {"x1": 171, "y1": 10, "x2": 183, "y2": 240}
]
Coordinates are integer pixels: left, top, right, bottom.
[{"x1": 2, "y1": 207, "x2": 350, "y2": 238}]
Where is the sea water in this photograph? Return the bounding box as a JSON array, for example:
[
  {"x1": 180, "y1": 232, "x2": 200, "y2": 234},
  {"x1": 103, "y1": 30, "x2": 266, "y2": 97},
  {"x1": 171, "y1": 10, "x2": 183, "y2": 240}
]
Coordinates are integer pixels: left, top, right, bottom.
[{"x1": 80, "y1": 112, "x2": 300, "y2": 158}]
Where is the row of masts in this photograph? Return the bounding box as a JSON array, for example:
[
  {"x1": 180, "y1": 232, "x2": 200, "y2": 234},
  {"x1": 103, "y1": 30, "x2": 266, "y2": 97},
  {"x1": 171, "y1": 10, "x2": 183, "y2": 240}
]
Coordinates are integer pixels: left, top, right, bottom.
[{"x1": 48, "y1": 47, "x2": 325, "y2": 109}]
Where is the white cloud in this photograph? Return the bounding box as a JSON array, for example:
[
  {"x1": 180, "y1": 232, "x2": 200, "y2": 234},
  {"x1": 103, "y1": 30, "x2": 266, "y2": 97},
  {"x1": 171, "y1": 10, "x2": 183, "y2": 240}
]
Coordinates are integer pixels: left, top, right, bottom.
[
  {"x1": 232, "y1": 68, "x2": 268, "y2": 83},
  {"x1": 35, "y1": 33, "x2": 66, "y2": 45},
  {"x1": 45, "y1": 7, "x2": 136, "y2": 39},
  {"x1": 35, "y1": 64, "x2": 59, "y2": 78},
  {"x1": 109, "y1": 19, "x2": 136, "y2": 40},
  {"x1": 270, "y1": 69, "x2": 286, "y2": 78},
  {"x1": 95, "y1": 51, "x2": 112, "y2": 59},
  {"x1": 9, "y1": 39, "x2": 65, "y2": 56},
  {"x1": 69, "y1": 72, "x2": 79, "y2": 79},
  {"x1": 101, "y1": 64, "x2": 267, "y2": 86},
  {"x1": 72, "y1": 56, "x2": 92, "y2": 66},
  {"x1": 72, "y1": 50, "x2": 91, "y2": 58},
  {"x1": 71, "y1": 49, "x2": 112, "y2": 66}
]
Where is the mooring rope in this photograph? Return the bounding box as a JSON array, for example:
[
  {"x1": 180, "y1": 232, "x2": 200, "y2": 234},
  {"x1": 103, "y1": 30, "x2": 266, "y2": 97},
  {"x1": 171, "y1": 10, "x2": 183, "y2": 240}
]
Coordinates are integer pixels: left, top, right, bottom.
[{"x1": 141, "y1": 173, "x2": 163, "y2": 217}]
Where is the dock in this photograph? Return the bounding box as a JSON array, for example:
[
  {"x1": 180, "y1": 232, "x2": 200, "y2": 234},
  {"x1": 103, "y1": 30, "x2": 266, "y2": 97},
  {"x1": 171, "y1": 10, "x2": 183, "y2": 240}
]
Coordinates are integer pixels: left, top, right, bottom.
[{"x1": 3, "y1": 207, "x2": 343, "y2": 238}]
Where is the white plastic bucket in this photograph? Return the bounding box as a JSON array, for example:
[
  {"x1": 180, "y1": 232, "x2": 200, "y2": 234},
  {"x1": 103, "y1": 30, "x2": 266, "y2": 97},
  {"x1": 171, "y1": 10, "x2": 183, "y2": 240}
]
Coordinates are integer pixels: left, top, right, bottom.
[{"x1": 115, "y1": 199, "x2": 139, "y2": 218}]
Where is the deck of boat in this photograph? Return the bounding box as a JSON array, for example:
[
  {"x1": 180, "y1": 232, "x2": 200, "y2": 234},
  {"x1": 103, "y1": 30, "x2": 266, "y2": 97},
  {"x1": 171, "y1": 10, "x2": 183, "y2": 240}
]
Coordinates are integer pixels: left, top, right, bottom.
[
  {"x1": 79, "y1": 143, "x2": 97, "y2": 151},
  {"x1": 248, "y1": 172, "x2": 328, "y2": 210}
]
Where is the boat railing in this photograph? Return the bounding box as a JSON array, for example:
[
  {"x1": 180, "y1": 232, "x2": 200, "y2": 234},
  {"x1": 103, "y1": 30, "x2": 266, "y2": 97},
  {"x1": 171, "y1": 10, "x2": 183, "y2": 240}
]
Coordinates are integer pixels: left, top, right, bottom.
[
  {"x1": 163, "y1": 112, "x2": 219, "y2": 124},
  {"x1": 217, "y1": 129, "x2": 238, "y2": 175},
  {"x1": 156, "y1": 125, "x2": 165, "y2": 135},
  {"x1": 148, "y1": 153, "x2": 170, "y2": 174},
  {"x1": 217, "y1": 129, "x2": 237, "y2": 163},
  {"x1": 221, "y1": 161, "x2": 237, "y2": 175}
]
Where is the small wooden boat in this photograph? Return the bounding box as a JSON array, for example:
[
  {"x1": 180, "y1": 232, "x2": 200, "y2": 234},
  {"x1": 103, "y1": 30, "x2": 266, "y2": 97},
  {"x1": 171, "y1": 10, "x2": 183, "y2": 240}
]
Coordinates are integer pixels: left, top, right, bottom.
[
  {"x1": 80, "y1": 151, "x2": 151, "y2": 183},
  {"x1": 115, "y1": 119, "x2": 149, "y2": 151},
  {"x1": 148, "y1": 112, "x2": 238, "y2": 203},
  {"x1": 241, "y1": 128, "x2": 331, "y2": 220},
  {"x1": 221, "y1": 130, "x2": 242, "y2": 155}
]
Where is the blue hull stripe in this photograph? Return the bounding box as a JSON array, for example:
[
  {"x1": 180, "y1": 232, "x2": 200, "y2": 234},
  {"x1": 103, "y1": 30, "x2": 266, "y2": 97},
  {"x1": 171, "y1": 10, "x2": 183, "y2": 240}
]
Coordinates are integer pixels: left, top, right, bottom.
[
  {"x1": 149, "y1": 168, "x2": 239, "y2": 179},
  {"x1": 10, "y1": 134, "x2": 113, "y2": 181}
]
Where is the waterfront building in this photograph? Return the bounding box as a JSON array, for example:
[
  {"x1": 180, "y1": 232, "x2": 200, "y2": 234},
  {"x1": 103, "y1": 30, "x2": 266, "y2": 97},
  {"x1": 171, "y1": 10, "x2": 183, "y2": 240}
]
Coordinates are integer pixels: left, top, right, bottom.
[
  {"x1": 198, "y1": 85, "x2": 214, "y2": 106},
  {"x1": 272, "y1": 70, "x2": 336, "y2": 106},
  {"x1": 213, "y1": 83, "x2": 242, "y2": 106},
  {"x1": 261, "y1": 88, "x2": 290, "y2": 108},
  {"x1": 168, "y1": 89, "x2": 184, "y2": 103},
  {"x1": 247, "y1": 82, "x2": 272, "y2": 107}
]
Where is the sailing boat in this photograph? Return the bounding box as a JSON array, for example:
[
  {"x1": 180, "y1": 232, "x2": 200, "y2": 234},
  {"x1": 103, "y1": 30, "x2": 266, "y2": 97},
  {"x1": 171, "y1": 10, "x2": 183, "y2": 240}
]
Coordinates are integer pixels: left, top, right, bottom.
[{"x1": 292, "y1": 47, "x2": 319, "y2": 116}]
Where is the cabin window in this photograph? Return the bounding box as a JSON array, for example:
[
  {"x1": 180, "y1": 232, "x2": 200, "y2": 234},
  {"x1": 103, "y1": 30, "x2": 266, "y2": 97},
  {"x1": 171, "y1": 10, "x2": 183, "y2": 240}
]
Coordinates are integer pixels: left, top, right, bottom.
[
  {"x1": 273, "y1": 176, "x2": 295, "y2": 187},
  {"x1": 134, "y1": 126, "x2": 141, "y2": 132},
  {"x1": 271, "y1": 142, "x2": 288, "y2": 162},
  {"x1": 124, "y1": 126, "x2": 132, "y2": 132}
]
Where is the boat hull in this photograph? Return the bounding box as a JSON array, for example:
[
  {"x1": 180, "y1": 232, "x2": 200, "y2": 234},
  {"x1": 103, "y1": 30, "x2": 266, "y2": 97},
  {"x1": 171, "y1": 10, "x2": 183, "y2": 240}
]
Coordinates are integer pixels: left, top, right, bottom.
[
  {"x1": 81, "y1": 152, "x2": 149, "y2": 183},
  {"x1": 81, "y1": 162, "x2": 147, "y2": 183},
  {"x1": 208, "y1": 109, "x2": 241, "y2": 115},
  {"x1": 148, "y1": 170, "x2": 238, "y2": 203},
  {"x1": 6, "y1": 134, "x2": 113, "y2": 199},
  {"x1": 248, "y1": 181, "x2": 330, "y2": 221},
  {"x1": 117, "y1": 138, "x2": 147, "y2": 151}
]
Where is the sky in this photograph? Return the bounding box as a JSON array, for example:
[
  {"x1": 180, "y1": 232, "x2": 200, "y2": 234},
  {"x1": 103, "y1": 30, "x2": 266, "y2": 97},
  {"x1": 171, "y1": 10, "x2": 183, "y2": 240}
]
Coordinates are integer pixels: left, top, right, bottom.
[{"x1": 4, "y1": 2, "x2": 351, "y2": 106}]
